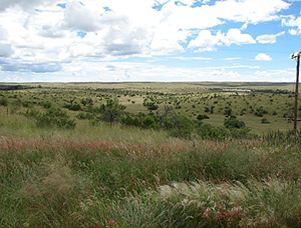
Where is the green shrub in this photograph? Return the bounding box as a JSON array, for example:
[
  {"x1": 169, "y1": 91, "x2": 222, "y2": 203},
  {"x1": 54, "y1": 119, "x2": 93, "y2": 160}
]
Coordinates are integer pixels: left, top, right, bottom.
[
  {"x1": 76, "y1": 112, "x2": 94, "y2": 120},
  {"x1": 81, "y1": 97, "x2": 93, "y2": 106},
  {"x1": 261, "y1": 118, "x2": 270, "y2": 124},
  {"x1": 40, "y1": 100, "x2": 52, "y2": 109},
  {"x1": 197, "y1": 114, "x2": 209, "y2": 121},
  {"x1": 64, "y1": 102, "x2": 82, "y2": 111},
  {"x1": 121, "y1": 113, "x2": 141, "y2": 127},
  {"x1": 35, "y1": 108, "x2": 76, "y2": 129},
  {"x1": 98, "y1": 98, "x2": 126, "y2": 123},
  {"x1": 197, "y1": 124, "x2": 229, "y2": 140},
  {"x1": 0, "y1": 97, "x2": 8, "y2": 106},
  {"x1": 254, "y1": 106, "x2": 268, "y2": 117},
  {"x1": 167, "y1": 114, "x2": 194, "y2": 139},
  {"x1": 224, "y1": 116, "x2": 246, "y2": 129},
  {"x1": 142, "y1": 114, "x2": 160, "y2": 129},
  {"x1": 143, "y1": 98, "x2": 159, "y2": 111},
  {"x1": 224, "y1": 106, "x2": 232, "y2": 117}
]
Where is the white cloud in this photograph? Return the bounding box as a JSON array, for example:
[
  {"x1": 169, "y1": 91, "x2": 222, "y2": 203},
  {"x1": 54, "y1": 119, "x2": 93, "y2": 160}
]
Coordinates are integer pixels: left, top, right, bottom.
[
  {"x1": 282, "y1": 15, "x2": 301, "y2": 35},
  {"x1": 0, "y1": 0, "x2": 293, "y2": 81},
  {"x1": 0, "y1": 0, "x2": 59, "y2": 12},
  {"x1": 255, "y1": 53, "x2": 272, "y2": 61},
  {"x1": 256, "y1": 31, "x2": 285, "y2": 44},
  {"x1": 206, "y1": 0, "x2": 289, "y2": 24},
  {"x1": 222, "y1": 29, "x2": 256, "y2": 46},
  {"x1": 63, "y1": 2, "x2": 103, "y2": 32},
  {"x1": 0, "y1": 43, "x2": 13, "y2": 57},
  {"x1": 188, "y1": 30, "x2": 223, "y2": 51},
  {"x1": 1, "y1": 60, "x2": 293, "y2": 83},
  {"x1": 189, "y1": 28, "x2": 255, "y2": 51}
]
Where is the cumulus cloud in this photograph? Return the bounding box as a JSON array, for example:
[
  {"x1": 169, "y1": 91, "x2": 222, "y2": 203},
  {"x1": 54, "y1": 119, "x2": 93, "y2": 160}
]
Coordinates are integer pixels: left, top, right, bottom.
[
  {"x1": 256, "y1": 31, "x2": 285, "y2": 44},
  {"x1": 189, "y1": 28, "x2": 255, "y2": 51},
  {"x1": 63, "y1": 2, "x2": 102, "y2": 32},
  {"x1": 222, "y1": 29, "x2": 256, "y2": 46},
  {"x1": 255, "y1": 53, "x2": 272, "y2": 61},
  {"x1": 0, "y1": 0, "x2": 293, "y2": 80}
]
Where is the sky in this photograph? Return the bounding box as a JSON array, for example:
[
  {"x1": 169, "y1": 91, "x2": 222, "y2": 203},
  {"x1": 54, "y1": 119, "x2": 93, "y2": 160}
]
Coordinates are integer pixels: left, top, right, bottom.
[{"x1": 0, "y1": 0, "x2": 301, "y2": 82}]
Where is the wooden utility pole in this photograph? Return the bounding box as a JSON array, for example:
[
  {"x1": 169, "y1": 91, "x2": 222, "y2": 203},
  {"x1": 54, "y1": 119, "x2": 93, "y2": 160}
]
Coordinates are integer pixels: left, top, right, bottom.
[{"x1": 291, "y1": 51, "x2": 301, "y2": 135}]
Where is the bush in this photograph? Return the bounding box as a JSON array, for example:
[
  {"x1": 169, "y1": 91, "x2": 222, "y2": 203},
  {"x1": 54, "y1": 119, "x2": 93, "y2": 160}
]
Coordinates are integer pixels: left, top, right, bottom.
[
  {"x1": 35, "y1": 108, "x2": 76, "y2": 129},
  {"x1": 40, "y1": 100, "x2": 52, "y2": 109},
  {"x1": 254, "y1": 106, "x2": 268, "y2": 117},
  {"x1": 197, "y1": 123, "x2": 251, "y2": 140},
  {"x1": 224, "y1": 116, "x2": 246, "y2": 129},
  {"x1": 261, "y1": 118, "x2": 270, "y2": 124},
  {"x1": 142, "y1": 114, "x2": 160, "y2": 129},
  {"x1": 166, "y1": 114, "x2": 194, "y2": 139},
  {"x1": 98, "y1": 98, "x2": 126, "y2": 123},
  {"x1": 143, "y1": 98, "x2": 159, "y2": 112},
  {"x1": 64, "y1": 102, "x2": 82, "y2": 111},
  {"x1": 76, "y1": 112, "x2": 94, "y2": 120},
  {"x1": 0, "y1": 97, "x2": 8, "y2": 106},
  {"x1": 197, "y1": 124, "x2": 229, "y2": 140},
  {"x1": 121, "y1": 113, "x2": 141, "y2": 127},
  {"x1": 224, "y1": 106, "x2": 232, "y2": 117},
  {"x1": 197, "y1": 114, "x2": 209, "y2": 121},
  {"x1": 81, "y1": 97, "x2": 93, "y2": 106}
]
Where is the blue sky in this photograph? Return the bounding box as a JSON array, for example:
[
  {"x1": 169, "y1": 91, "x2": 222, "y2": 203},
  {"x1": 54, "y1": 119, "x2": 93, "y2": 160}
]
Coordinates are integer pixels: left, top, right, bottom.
[{"x1": 0, "y1": 0, "x2": 300, "y2": 82}]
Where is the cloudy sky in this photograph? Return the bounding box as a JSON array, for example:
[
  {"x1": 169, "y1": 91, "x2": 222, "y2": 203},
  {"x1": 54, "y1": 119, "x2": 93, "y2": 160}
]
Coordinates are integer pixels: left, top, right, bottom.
[{"x1": 0, "y1": 0, "x2": 300, "y2": 82}]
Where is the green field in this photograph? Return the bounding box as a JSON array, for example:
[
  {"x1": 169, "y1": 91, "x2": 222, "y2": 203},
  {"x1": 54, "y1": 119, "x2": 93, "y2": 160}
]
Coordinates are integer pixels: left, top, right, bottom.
[
  {"x1": 0, "y1": 82, "x2": 299, "y2": 134},
  {"x1": 1, "y1": 82, "x2": 301, "y2": 227}
]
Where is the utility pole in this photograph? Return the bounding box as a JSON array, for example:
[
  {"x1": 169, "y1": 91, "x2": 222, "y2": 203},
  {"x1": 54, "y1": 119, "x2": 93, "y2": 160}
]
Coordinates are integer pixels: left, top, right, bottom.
[{"x1": 291, "y1": 51, "x2": 301, "y2": 135}]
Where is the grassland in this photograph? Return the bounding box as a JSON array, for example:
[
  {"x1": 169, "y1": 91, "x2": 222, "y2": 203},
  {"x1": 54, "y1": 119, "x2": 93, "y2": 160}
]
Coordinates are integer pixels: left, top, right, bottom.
[{"x1": 0, "y1": 82, "x2": 301, "y2": 227}]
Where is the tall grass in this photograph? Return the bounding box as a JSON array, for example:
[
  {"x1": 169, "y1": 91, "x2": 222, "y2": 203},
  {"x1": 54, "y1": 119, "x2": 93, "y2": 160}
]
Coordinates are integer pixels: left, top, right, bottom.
[
  {"x1": 106, "y1": 179, "x2": 301, "y2": 227},
  {"x1": 264, "y1": 130, "x2": 301, "y2": 145},
  {"x1": 1, "y1": 134, "x2": 301, "y2": 226}
]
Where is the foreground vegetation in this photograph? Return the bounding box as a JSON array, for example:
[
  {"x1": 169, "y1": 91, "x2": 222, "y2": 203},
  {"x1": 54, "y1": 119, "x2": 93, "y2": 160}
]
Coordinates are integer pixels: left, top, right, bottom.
[{"x1": 0, "y1": 82, "x2": 301, "y2": 227}]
